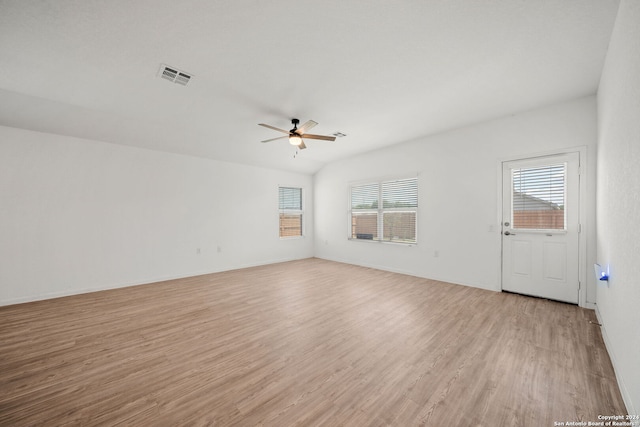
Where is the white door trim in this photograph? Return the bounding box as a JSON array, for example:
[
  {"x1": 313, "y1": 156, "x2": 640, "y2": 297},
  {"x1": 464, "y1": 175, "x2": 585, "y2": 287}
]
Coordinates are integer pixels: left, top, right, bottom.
[{"x1": 496, "y1": 146, "x2": 588, "y2": 307}]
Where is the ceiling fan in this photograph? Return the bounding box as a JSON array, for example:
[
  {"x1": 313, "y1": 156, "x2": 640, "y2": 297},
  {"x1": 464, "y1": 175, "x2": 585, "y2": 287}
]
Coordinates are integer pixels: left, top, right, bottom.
[{"x1": 259, "y1": 118, "x2": 336, "y2": 150}]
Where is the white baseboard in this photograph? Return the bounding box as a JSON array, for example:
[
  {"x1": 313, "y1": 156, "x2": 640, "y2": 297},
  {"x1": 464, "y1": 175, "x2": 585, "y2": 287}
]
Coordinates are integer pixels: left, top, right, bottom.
[
  {"x1": 0, "y1": 256, "x2": 311, "y2": 307},
  {"x1": 595, "y1": 305, "x2": 637, "y2": 421},
  {"x1": 314, "y1": 255, "x2": 499, "y2": 293}
]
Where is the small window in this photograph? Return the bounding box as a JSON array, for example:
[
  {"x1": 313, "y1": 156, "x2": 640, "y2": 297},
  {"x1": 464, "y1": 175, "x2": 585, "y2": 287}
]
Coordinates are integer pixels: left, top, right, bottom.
[
  {"x1": 279, "y1": 187, "x2": 303, "y2": 238},
  {"x1": 350, "y1": 177, "x2": 418, "y2": 244},
  {"x1": 512, "y1": 164, "x2": 565, "y2": 230}
]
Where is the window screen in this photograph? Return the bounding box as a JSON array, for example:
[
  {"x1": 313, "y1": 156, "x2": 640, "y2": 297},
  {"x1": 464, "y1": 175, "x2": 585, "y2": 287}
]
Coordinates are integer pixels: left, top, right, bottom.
[
  {"x1": 512, "y1": 164, "x2": 565, "y2": 230},
  {"x1": 350, "y1": 177, "x2": 417, "y2": 244},
  {"x1": 279, "y1": 187, "x2": 303, "y2": 237}
]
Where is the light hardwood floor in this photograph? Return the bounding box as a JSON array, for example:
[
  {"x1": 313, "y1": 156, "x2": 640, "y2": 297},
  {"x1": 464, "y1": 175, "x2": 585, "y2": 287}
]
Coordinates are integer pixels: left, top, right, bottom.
[{"x1": 0, "y1": 258, "x2": 626, "y2": 426}]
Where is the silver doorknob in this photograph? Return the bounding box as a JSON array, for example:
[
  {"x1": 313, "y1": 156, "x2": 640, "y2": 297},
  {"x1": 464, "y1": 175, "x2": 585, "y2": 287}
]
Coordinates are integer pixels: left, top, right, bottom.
[{"x1": 504, "y1": 231, "x2": 514, "y2": 235}]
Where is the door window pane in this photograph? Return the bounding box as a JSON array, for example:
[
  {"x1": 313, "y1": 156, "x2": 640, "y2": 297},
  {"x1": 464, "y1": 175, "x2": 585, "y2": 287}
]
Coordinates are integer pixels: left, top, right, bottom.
[{"x1": 512, "y1": 164, "x2": 565, "y2": 230}]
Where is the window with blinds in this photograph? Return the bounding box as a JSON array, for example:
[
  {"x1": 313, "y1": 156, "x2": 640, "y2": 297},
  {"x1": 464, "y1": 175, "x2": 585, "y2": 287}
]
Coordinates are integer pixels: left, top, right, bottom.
[
  {"x1": 350, "y1": 177, "x2": 418, "y2": 244},
  {"x1": 512, "y1": 164, "x2": 565, "y2": 230},
  {"x1": 279, "y1": 187, "x2": 303, "y2": 238}
]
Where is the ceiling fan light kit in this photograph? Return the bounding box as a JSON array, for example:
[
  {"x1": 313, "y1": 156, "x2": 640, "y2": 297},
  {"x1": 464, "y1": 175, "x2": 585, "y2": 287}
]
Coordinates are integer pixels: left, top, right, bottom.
[
  {"x1": 288, "y1": 119, "x2": 302, "y2": 146},
  {"x1": 259, "y1": 118, "x2": 336, "y2": 151}
]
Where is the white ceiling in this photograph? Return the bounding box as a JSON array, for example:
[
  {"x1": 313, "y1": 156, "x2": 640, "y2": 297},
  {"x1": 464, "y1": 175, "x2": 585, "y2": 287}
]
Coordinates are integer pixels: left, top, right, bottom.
[{"x1": 0, "y1": 0, "x2": 620, "y2": 174}]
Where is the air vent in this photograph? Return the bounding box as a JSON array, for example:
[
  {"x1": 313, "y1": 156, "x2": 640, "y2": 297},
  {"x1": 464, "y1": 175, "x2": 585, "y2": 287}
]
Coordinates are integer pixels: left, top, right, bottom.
[{"x1": 158, "y1": 64, "x2": 192, "y2": 86}]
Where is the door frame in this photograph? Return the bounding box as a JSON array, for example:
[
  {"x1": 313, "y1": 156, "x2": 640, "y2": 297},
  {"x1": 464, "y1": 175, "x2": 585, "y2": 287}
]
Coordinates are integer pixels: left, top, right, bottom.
[{"x1": 497, "y1": 146, "x2": 589, "y2": 307}]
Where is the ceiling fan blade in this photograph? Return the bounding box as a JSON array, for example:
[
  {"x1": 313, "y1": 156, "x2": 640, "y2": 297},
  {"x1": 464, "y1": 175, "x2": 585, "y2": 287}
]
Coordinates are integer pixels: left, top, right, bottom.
[
  {"x1": 261, "y1": 135, "x2": 288, "y2": 143},
  {"x1": 299, "y1": 140, "x2": 307, "y2": 150},
  {"x1": 296, "y1": 120, "x2": 318, "y2": 135},
  {"x1": 301, "y1": 133, "x2": 336, "y2": 141},
  {"x1": 258, "y1": 123, "x2": 289, "y2": 134}
]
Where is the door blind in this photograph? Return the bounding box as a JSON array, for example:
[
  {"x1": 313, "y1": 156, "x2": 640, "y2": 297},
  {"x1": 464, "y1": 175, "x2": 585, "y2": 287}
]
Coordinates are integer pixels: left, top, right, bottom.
[{"x1": 512, "y1": 164, "x2": 565, "y2": 230}]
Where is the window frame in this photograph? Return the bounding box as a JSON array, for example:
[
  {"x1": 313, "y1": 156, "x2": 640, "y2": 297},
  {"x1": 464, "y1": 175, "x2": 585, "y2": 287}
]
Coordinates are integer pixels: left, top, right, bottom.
[
  {"x1": 348, "y1": 176, "x2": 418, "y2": 245},
  {"x1": 278, "y1": 186, "x2": 304, "y2": 239}
]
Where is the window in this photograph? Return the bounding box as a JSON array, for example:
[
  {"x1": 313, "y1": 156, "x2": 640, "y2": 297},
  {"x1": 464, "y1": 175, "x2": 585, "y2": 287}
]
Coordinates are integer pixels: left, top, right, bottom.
[
  {"x1": 279, "y1": 187, "x2": 303, "y2": 238},
  {"x1": 512, "y1": 164, "x2": 565, "y2": 230},
  {"x1": 350, "y1": 177, "x2": 418, "y2": 244}
]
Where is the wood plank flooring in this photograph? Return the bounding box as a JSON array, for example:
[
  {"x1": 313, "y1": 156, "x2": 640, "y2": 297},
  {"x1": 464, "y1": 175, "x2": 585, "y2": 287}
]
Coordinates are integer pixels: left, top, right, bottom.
[{"x1": 0, "y1": 258, "x2": 627, "y2": 426}]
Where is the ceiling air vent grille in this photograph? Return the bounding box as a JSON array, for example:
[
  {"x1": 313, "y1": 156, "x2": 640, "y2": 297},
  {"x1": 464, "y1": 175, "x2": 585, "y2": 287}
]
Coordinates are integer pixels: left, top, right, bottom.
[{"x1": 158, "y1": 64, "x2": 192, "y2": 86}]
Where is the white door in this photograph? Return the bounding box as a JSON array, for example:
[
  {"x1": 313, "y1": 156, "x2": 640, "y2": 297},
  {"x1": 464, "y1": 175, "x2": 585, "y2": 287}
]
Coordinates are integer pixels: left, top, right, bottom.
[{"x1": 501, "y1": 153, "x2": 580, "y2": 304}]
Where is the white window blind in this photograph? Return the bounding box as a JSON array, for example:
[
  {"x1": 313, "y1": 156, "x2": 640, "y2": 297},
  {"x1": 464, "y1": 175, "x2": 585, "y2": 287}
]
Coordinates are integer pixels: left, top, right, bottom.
[
  {"x1": 512, "y1": 164, "x2": 565, "y2": 230},
  {"x1": 350, "y1": 177, "x2": 417, "y2": 244},
  {"x1": 279, "y1": 187, "x2": 303, "y2": 237},
  {"x1": 351, "y1": 182, "x2": 380, "y2": 240}
]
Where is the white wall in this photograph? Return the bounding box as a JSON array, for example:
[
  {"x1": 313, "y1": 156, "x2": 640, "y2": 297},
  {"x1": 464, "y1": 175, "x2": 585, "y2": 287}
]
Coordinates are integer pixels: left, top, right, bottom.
[
  {"x1": 0, "y1": 125, "x2": 314, "y2": 305},
  {"x1": 596, "y1": 0, "x2": 640, "y2": 415},
  {"x1": 315, "y1": 97, "x2": 598, "y2": 301}
]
